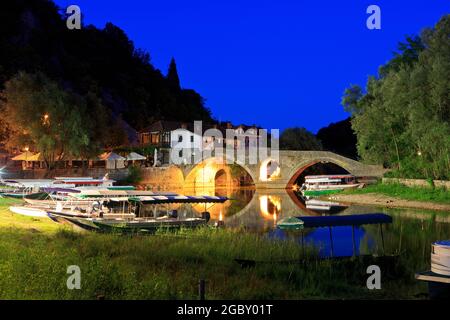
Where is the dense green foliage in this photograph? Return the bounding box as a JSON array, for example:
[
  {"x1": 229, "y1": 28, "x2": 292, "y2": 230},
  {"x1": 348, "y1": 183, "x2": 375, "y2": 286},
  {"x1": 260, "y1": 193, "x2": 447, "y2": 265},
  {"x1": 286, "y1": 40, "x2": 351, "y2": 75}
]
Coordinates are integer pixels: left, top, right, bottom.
[
  {"x1": 280, "y1": 127, "x2": 322, "y2": 151},
  {"x1": 342, "y1": 15, "x2": 450, "y2": 179},
  {"x1": 316, "y1": 118, "x2": 358, "y2": 159},
  {"x1": 0, "y1": 0, "x2": 213, "y2": 154},
  {"x1": 122, "y1": 165, "x2": 144, "y2": 185},
  {"x1": 344, "y1": 182, "x2": 450, "y2": 204}
]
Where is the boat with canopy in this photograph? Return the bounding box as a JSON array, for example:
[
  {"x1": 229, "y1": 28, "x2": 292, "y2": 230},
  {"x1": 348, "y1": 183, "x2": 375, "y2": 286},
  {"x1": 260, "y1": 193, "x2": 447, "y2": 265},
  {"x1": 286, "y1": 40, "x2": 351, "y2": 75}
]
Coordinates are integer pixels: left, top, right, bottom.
[{"x1": 47, "y1": 194, "x2": 229, "y2": 233}]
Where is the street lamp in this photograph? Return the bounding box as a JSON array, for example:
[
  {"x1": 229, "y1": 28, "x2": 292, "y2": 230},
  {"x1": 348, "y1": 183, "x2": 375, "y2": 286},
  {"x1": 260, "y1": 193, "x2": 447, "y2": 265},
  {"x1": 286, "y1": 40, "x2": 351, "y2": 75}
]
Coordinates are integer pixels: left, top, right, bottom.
[{"x1": 42, "y1": 113, "x2": 50, "y2": 126}]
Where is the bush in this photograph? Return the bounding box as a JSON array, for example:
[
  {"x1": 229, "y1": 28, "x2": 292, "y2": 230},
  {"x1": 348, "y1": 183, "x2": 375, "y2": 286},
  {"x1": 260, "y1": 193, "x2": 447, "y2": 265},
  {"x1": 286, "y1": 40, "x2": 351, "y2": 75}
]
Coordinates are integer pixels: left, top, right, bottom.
[{"x1": 123, "y1": 165, "x2": 143, "y2": 185}]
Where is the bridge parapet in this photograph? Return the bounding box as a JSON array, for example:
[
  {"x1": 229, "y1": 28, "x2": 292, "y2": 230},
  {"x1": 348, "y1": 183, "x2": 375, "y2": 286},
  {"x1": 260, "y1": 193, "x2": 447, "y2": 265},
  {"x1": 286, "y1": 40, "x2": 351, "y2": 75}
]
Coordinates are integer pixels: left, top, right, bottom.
[{"x1": 177, "y1": 150, "x2": 386, "y2": 189}]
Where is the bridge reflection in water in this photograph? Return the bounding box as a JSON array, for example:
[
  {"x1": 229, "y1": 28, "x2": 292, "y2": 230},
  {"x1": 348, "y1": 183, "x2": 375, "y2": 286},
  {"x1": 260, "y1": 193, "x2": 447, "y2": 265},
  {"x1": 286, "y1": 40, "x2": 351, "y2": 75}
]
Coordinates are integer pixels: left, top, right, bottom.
[
  {"x1": 172, "y1": 186, "x2": 450, "y2": 260},
  {"x1": 180, "y1": 186, "x2": 378, "y2": 257}
]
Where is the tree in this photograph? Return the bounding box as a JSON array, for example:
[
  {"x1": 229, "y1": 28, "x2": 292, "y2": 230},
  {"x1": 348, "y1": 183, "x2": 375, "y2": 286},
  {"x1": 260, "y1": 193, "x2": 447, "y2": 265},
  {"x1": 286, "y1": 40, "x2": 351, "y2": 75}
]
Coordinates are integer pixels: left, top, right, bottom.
[
  {"x1": 342, "y1": 14, "x2": 450, "y2": 179},
  {"x1": 316, "y1": 118, "x2": 358, "y2": 159},
  {"x1": 280, "y1": 127, "x2": 322, "y2": 151},
  {"x1": 0, "y1": 1, "x2": 213, "y2": 132},
  {"x1": 1, "y1": 72, "x2": 92, "y2": 168},
  {"x1": 167, "y1": 57, "x2": 181, "y2": 91}
]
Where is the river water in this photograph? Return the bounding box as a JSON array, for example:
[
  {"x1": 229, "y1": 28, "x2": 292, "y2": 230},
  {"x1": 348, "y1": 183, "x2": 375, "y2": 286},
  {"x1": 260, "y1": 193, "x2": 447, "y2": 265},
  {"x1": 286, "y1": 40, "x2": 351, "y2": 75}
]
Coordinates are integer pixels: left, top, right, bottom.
[{"x1": 180, "y1": 187, "x2": 450, "y2": 263}]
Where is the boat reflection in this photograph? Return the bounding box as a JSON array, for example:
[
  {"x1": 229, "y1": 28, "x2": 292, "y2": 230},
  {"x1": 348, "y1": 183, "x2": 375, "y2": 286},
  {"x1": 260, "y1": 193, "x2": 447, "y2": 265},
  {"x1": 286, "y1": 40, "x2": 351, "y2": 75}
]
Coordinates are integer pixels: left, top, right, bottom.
[{"x1": 269, "y1": 225, "x2": 376, "y2": 258}]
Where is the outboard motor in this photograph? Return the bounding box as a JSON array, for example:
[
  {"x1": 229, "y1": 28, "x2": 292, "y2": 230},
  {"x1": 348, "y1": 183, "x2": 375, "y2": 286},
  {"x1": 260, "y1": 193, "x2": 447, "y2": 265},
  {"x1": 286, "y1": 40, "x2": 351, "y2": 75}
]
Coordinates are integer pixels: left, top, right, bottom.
[{"x1": 201, "y1": 211, "x2": 211, "y2": 222}]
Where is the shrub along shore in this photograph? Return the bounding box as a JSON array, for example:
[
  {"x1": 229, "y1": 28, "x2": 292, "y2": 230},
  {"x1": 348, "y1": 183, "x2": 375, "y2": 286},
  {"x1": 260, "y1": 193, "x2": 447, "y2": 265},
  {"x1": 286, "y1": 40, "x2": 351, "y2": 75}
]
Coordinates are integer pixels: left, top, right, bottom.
[{"x1": 0, "y1": 198, "x2": 430, "y2": 299}]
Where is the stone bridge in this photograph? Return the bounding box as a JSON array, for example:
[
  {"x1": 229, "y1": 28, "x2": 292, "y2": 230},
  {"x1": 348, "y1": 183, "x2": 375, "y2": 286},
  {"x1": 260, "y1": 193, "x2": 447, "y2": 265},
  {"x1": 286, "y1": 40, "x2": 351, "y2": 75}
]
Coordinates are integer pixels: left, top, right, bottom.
[{"x1": 181, "y1": 150, "x2": 385, "y2": 190}]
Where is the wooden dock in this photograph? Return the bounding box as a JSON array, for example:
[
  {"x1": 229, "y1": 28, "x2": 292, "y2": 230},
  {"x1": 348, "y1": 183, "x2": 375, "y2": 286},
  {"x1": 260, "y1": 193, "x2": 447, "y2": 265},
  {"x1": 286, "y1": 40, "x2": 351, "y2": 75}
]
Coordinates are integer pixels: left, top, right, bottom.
[{"x1": 416, "y1": 271, "x2": 450, "y2": 284}]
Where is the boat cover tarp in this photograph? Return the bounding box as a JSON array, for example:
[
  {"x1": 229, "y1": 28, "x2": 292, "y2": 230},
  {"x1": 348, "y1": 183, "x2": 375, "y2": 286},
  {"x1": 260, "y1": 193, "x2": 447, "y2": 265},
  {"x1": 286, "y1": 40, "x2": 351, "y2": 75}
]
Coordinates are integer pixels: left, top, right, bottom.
[
  {"x1": 296, "y1": 213, "x2": 392, "y2": 228},
  {"x1": 132, "y1": 195, "x2": 229, "y2": 204},
  {"x1": 42, "y1": 187, "x2": 81, "y2": 193}
]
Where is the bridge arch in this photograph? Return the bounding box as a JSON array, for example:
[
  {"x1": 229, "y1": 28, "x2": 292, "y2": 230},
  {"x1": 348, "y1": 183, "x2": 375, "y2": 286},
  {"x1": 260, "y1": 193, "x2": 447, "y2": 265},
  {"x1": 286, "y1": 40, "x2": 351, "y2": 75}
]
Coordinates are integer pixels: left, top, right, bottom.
[
  {"x1": 285, "y1": 157, "x2": 355, "y2": 189},
  {"x1": 184, "y1": 157, "x2": 256, "y2": 190},
  {"x1": 259, "y1": 158, "x2": 281, "y2": 182}
]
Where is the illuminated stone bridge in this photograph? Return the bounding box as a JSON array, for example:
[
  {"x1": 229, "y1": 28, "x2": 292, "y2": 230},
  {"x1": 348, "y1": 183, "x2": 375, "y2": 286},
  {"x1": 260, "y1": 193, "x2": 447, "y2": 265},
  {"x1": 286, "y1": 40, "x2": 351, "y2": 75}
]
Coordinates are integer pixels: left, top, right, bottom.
[{"x1": 181, "y1": 150, "x2": 386, "y2": 190}]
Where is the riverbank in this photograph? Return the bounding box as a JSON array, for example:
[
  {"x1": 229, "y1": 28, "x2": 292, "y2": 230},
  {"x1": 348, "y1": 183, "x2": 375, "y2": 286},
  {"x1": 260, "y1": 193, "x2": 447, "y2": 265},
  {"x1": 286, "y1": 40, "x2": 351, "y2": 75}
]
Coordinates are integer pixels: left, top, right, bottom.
[
  {"x1": 0, "y1": 197, "x2": 430, "y2": 299},
  {"x1": 329, "y1": 183, "x2": 450, "y2": 211}
]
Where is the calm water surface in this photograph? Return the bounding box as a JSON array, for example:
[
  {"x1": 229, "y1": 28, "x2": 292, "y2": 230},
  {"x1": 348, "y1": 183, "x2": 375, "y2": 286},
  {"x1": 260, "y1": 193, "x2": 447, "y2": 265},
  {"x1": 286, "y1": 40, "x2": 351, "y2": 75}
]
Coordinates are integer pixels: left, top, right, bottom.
[{"x1": 177, "y1": 187, "x2": 450, "y2": 263}]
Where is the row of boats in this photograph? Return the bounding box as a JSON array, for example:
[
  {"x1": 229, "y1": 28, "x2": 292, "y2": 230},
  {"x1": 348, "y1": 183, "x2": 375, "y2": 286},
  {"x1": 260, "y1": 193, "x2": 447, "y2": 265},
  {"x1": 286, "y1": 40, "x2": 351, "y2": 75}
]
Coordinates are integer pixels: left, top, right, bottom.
[{"x1": 1, "y1": 176, "x2": 228, "y2": 234}]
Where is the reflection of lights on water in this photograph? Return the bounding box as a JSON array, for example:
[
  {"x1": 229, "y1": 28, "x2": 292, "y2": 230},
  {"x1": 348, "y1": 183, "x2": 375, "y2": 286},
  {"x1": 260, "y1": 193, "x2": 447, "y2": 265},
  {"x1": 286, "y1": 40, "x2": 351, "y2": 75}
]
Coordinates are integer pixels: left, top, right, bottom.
[
  {"x1": 273, "y1": 212, "x2": 277, "y2": 225},
  {"x1": 219, "y1": 210, "x2": 223, "y2": 221},
  {"x1": 259, "y1": 195, "x2": 281, "y2": 220}
]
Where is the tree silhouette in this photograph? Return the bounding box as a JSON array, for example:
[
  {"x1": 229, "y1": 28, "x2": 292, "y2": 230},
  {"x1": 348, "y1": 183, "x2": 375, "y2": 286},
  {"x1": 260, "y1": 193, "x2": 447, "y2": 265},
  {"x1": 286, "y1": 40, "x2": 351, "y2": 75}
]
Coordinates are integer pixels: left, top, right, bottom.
[{"x1": 167, "y1": 57, "x2": 181, "y2": 91}]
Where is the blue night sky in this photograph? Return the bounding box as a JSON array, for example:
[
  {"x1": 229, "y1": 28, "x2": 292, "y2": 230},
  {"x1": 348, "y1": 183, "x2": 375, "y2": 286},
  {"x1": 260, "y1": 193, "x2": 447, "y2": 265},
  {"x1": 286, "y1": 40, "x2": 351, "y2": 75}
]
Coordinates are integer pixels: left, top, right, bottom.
[{"x1": 56, "y1": 1, "x2": 449, "y2": 133}]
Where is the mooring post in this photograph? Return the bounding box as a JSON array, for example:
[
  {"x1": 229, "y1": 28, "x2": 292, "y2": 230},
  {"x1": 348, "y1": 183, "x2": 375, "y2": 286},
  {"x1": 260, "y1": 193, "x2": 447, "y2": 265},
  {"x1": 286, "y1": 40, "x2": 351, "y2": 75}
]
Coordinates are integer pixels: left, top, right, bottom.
[
  {"x1": 329, "y1": 226, "x2": 334, "y2": 258},
  {"x1": 379, "y1": 224, "x2": 385, "y2": 255},
  {"x1": 351, "y1": 225, "x2": 356, "y2": 257},
  {"x1": 301, "y1": 230, "x2": 305, "y2": 257},
  {"x1": 199, "y1": 279, "x2": 206, "y2": 300}
]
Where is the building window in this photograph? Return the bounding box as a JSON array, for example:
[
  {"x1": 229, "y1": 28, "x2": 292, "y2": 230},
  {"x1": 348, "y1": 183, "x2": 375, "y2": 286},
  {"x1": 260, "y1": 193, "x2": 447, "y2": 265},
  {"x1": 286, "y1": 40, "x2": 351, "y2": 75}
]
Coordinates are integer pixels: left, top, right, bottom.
[
  {"x1": 163, "y1": 133, "x2": 170, "y2": 143},
  {"x1": 178, "y1": 135, "x2": 183, "y2": 142},
  {"x1": 150, "y1": 134, "x2": 159, "y2": 144},
  {"x1": 179, "y1": 150, "x2": 183, "y2": 157},
  {"x1": 190, "y1": 135, "x2": 194, "y2": 142}
]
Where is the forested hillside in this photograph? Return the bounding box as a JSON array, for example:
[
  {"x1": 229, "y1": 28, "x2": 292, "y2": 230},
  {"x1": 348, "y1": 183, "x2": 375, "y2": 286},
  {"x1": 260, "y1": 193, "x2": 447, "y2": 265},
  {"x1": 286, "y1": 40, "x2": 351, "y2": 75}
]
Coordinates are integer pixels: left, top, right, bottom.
[
  {"x1": 0, "y1": 0, "x2": 212, "y2": 132},
  {"x1": 0, "y1": 0, "x2": 213, "y2": 164}
]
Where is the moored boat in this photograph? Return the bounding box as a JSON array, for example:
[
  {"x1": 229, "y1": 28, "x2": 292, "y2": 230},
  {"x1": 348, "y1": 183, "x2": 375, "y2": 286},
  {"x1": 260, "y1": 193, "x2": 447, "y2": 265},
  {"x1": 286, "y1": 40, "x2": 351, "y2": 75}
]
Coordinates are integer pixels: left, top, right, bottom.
[
  {"x1": 300, "y1": 174, "x2": 364, "y2": 197},
  {"x1": 92, "y1": 217, "x2": 207, "y2": 233},
  {"x1": 9, "y1": 205, "x2": 48, "y2": 217},
  {"x1": 51, "y1": 214, "x2": 206, "y2": 233},
  {"x1": 431, "y1": 241, "x2": 450, "y2": 276}
]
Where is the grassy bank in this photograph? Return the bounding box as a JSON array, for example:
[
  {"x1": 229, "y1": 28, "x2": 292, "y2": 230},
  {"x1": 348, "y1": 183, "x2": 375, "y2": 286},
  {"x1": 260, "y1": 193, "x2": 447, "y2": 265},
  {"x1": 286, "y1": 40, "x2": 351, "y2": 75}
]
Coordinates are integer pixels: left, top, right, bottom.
[
  {"x1": 344, "y1": 183, "x2": 450, "y2": 204},
  {"x1": 0, "y1": 198, "x2": 428, "y2": 299}
]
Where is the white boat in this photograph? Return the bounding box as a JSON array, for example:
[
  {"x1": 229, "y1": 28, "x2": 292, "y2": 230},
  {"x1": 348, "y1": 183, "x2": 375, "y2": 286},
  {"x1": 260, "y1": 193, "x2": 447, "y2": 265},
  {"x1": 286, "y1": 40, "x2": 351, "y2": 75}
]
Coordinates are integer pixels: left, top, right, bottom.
[
  {"x1": 301, "y1": 174, "x2": 364, "y2": 197},
  {"x1": 9, "y1": 206, "x2": 48, "y2": 217},
  {"x1": 431, "y1": 241, "x2": 450, "y2": 276},
  {"x1": 1, "y1": 175, "x2": 116, "y2": 193}
]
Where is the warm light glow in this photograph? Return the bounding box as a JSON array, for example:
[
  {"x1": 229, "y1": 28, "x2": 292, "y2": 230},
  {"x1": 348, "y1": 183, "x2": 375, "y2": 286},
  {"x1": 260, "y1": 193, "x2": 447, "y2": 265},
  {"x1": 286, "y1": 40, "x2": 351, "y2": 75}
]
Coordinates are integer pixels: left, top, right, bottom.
[
  {"x1": 219, "y1": 211, "x2": 223, "y2": 221},
  {"x1": 24, "y1": 146, "x2": 29, "y2": 152},
  {"x1": 42, "y1": 113, "x2": 50, "y2": 125},
  {"x1": 259, "y1": 159, "x2": 281, "y2": 182},
  {"x1": 259, "y1": 195, "x2": 281, "y2": 220},
  {"x1": 191, "y1": 161, "x2": 224, "y2": 189}
]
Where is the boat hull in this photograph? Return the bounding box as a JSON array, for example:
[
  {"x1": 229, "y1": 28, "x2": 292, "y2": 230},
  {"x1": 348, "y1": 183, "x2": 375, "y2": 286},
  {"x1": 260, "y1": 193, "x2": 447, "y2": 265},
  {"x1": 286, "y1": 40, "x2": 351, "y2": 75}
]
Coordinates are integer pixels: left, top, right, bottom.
[
  {"x1": 53, "y1": 214, "x2": 207, "y2": 234},
  {"x1": 302, "y1": 189, "x2": 342, "y2": 197},
  {"x1": 9, "y1": 206, "x2": 48, "y2": 217},
  {"x1": 2, "y1": 193, "x2": 28, "y2": 199}
]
